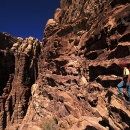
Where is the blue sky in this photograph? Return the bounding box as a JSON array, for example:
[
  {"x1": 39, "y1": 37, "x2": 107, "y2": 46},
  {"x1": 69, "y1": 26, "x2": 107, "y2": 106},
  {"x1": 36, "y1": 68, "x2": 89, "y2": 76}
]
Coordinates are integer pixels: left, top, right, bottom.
[{"x1": 0, "y1": 0, "x2": 60, "y2": 41}]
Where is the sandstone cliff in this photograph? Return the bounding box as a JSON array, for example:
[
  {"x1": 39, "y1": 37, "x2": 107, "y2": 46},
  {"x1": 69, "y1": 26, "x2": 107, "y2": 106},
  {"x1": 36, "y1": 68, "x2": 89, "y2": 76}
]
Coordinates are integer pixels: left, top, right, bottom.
[
  {"x1": 0, "y1": 33, "x2": 41, "y2": 130},
  {"x1": 0, "y1": 0, "x2": 130, "y2": 130}
]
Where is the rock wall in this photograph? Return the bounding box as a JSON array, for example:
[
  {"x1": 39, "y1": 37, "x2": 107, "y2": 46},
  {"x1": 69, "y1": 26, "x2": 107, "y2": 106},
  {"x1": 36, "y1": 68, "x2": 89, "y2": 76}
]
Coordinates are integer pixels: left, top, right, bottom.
[
  {"x1": 0, "y1": 0, "x2": 130, "y2": 129},
  {"x1": 25, "y1": 0, "x2": 130, "y2": 129},
  {"x1": 0, "y1": 33, "x2": 41, "y2": 130}
]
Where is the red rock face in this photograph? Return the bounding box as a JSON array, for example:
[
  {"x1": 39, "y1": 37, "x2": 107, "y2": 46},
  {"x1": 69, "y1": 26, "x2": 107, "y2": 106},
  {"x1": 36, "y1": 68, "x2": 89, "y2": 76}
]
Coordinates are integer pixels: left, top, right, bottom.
[
  {"x1": 37, "y1": 0, "x2": 130, "y2": 129},
  {"x1": 0, "y1": 33, "x2": 41, "y2": 130},
  {"x1": 1, "y1": 0, "x2": 130, "y2": 130}
]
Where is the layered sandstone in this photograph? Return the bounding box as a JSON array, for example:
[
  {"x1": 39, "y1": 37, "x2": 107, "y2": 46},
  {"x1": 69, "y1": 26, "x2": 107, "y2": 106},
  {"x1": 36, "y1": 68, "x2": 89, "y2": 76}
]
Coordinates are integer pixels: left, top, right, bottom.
[
  {"x1": 0, "y1": 33, "x2": 41, "y2": 130},
  {"x1": 0, "y1": 0, "x2": 130, "y2": 130},
  {"x1": 33, "y1": 0, "x2": 130, "y2": 129}
]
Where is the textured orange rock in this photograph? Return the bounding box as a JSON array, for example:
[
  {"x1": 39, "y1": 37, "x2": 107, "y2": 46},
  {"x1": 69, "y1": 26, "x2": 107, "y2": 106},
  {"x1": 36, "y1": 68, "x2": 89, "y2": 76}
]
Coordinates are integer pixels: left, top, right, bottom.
[{"x1": 1, "y1": 0, "x2": 130, "y2": 129}]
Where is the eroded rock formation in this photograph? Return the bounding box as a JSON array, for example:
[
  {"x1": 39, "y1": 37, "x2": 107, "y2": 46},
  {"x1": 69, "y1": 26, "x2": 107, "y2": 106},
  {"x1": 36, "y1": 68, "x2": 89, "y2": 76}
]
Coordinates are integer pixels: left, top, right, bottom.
[
  {"x1": 0, "y1": 0, "x2": 130, "y2": 130},
  {"x1": 0, "y1": 33, "x2": 41, "y2": 130}
]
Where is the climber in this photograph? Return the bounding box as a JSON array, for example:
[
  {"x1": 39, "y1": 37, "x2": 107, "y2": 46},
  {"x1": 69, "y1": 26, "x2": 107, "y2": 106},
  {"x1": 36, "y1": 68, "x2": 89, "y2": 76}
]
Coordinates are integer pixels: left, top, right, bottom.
[{"x1": 117, "y1": 62, "x2": 130, "y2": 105}]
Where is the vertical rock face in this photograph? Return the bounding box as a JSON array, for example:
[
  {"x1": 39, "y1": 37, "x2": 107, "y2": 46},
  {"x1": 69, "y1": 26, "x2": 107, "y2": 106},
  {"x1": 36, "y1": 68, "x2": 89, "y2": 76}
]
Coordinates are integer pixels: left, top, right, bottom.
[
  {"x1": 0, "y1": 32, "x2": 16, "y2": 95},
  {"x1": 0, "y1": 33, "x2": 41, "y2": 130},
  {"x1": 0, "y1": 0, "x2": 130, "y2": 130},
  {"x1": 28, "y1": 0, "x2": 130, "y2": 130}
]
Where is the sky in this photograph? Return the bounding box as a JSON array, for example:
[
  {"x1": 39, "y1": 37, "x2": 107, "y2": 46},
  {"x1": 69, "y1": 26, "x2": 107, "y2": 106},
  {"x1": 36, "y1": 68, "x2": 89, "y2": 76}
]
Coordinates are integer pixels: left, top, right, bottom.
[{"x1": 0, "y1": 0, "x2": 60, "y2": 41}]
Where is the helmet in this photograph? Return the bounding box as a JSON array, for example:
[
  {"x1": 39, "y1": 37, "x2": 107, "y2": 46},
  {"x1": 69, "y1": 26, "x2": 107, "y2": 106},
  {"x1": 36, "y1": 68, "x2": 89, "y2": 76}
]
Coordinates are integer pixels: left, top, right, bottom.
[{"x1": 120, "y1": 62, "x2": 126, "y2": 67}]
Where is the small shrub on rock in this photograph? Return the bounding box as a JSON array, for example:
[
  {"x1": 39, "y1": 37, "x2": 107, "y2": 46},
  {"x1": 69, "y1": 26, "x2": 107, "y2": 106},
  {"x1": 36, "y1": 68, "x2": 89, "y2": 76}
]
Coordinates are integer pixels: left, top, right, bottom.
[{"x1": 40, "y1": 119, "x2": 59, "y2": 130}]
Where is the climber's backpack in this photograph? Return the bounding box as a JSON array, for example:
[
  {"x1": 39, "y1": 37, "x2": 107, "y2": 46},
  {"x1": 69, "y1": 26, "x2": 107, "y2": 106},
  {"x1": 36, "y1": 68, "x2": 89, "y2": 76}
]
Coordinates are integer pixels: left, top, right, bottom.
[{"x1": 123, "y1": 67, "x2": 130, "y2": 79}]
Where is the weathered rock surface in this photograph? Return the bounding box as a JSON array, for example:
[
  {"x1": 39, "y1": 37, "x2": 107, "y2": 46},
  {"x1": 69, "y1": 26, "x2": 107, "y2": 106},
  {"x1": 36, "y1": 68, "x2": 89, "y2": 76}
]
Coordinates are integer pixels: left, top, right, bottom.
[
  {"x1": 0, "y1": 33, "x2": 41, "y2": 130},
  {"x1": 35, "y1": 0, "x2": 130, "y2": 129},
  {"x1": 0, "y1": 0, "x2": 130, "y2": 130}
]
